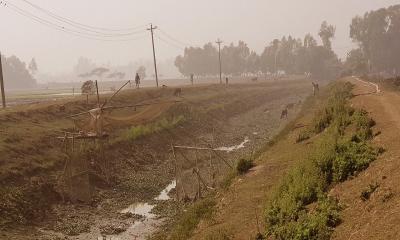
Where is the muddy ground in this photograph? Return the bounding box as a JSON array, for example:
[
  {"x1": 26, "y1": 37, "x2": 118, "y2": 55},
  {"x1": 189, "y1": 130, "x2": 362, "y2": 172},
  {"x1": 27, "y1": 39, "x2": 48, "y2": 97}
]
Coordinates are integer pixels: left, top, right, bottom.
[{"x1": 0, "y1": 78, "x2": 311, "y2": 239}]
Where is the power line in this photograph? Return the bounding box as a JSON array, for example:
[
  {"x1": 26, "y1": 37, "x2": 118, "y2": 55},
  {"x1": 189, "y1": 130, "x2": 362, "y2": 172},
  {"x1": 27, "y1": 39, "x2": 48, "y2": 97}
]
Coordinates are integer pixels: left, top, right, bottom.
[
  {"x1": 17, "y1": 0, "x2": 148, "y2": 36},
  {"x1": 2, "y1": 1, "x2": 148, "y2": 42},
  {"x1": 3, "y1": 1, "x2": 146, "y2": 38},
  {"x1": 158, "y1": 28, "x2": 193, "y2": 48},
  {"x1": 155, "y1": 34, "x2": 185, "y2": 51}
]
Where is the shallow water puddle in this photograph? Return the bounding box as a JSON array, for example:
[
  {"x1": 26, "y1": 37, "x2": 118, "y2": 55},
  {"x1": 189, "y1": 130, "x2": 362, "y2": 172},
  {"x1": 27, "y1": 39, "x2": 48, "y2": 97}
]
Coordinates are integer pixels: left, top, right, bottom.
[
  {"x1": 155, "y1": 180, "x2": 176, "y2": 201},
  {"x1": 98, "y1": 180, "x2": 176, "y2": 240},
  {"x1": 216, "y1": 137, "x2": 250, "y2": 152}
]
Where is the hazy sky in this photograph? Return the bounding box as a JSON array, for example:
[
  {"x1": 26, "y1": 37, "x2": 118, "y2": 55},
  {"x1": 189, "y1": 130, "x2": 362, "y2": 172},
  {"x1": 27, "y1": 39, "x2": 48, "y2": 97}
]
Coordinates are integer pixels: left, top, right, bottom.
[{"x1": 1, "y1": 0, "x2": 400, "y2": 75}]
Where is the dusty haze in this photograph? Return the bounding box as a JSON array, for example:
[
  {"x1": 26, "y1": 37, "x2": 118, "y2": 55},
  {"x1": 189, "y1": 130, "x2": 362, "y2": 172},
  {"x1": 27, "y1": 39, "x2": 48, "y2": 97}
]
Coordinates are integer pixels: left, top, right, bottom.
[{"x1": 1, "y1": 0, "x2": 399, "y2": 79}]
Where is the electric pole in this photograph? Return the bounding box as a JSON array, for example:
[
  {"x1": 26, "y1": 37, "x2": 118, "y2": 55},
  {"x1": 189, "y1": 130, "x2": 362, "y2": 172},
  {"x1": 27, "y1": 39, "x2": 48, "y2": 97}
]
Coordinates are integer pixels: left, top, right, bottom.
[
  {"x1": 216, "y1": 39, "x2": 223, "y2": 84},
  {"x1": 147, "y1": 24, "x2": 159, "y2": 88},
  {"x1": 0, "y1": 52, "x2": 5, "y2": 108}
]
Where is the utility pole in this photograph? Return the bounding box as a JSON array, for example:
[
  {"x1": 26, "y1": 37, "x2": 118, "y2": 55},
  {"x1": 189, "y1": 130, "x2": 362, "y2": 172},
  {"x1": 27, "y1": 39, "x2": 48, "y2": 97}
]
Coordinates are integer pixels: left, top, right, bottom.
[
  {"x1": 0, "y1": 52, "x2": 5, "y2": 108},
  {"x1": 216, "y1": 39, "x2": 223, "y2": 84},
  {"x1": 147, "y1": 24, "x2": 159, "y2": 88}
]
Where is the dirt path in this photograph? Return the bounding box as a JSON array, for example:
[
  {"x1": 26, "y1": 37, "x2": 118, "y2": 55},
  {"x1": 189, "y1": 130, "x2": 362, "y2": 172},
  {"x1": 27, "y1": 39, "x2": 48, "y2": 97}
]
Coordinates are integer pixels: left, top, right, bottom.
[{"x1": 331, "y1": 78, "x2": 400, "y2": 239}]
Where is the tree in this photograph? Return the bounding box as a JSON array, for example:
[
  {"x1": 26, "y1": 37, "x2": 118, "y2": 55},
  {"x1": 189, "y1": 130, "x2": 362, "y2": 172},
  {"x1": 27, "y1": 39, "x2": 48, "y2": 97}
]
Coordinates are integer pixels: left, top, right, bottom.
[
  {"x1": 345, "y1": 48, "x2": 369, "y2": 75},
  {"x1": 349, "y1": 5, "x2": 400, "y2": 73},
  {"x1": 74, "y1": 57, "x2": 96, "y2": 76},
  {"x1": 1, "y1": 54, "x2": 36, "y2": 89},
  {"x1": 136, "y1": 66, "x2": 147, "y2": 79},
  {"x1": 319, "y1": 21, "x2": 336, "y2": 50},
  {"x1": 174, "y1": 43, "x2": 219, "y2": 77},
  {"x1": 28, "y1": 58, "x2": 38, "y2": 75},
  {"x1": 81, "y1": 80, "x2": 95, "y2": 95}
]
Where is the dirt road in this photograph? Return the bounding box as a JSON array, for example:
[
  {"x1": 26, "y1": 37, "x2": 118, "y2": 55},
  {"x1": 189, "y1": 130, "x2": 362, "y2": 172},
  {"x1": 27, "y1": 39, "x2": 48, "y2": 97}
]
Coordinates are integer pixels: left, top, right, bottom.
[{"x1": 331, "y1": 78, "x2": 400, "y2": 239}]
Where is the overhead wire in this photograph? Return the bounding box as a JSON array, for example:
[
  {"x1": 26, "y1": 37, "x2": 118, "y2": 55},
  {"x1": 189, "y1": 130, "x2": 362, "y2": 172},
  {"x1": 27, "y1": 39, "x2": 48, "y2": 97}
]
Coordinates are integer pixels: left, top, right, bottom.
[
  {"x1": 157, "y1": 28, "x2": 194, "y2": 48},
  {"x1": 1, "y1": 0, "x2": 148, "y2": 42},
  {"x1": 17, "y1": 0, "x2": 148, "y2": 36},
  {"x1": 154, "y1": 33, "x2": 186, "y2": 51}
]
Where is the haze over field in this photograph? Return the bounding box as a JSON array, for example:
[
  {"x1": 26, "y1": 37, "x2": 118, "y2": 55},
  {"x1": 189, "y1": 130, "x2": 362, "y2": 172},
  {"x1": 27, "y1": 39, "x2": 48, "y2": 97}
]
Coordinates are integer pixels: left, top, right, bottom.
[{"x1": 1, "y1": 0, "x2": 399, "y2": 81}]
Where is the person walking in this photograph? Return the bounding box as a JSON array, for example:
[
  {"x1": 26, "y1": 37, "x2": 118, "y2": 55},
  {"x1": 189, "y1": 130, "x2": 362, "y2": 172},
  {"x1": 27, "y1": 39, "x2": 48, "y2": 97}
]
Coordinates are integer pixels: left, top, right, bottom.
[
  {"x1": 135, "y1": 73, "x2": 141, "y2": 89},
  {"x1": 225, "y1": 77, "x2": 229, "y2": 85}
]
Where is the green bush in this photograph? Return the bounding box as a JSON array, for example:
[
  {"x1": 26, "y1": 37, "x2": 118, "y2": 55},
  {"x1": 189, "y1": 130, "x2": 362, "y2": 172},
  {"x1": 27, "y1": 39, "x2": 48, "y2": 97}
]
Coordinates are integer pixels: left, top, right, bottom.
[
  {"x1": 332, "y1": 141, "x2": 377, "y2": 182},
  {"x1": 236, "y1": 158, "x2": 254, "y2": 174}
]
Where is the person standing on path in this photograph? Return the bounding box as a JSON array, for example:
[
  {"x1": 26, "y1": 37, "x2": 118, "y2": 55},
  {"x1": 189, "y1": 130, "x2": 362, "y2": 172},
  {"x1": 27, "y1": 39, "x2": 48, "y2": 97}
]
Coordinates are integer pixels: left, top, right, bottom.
[
  {"x1": 312, "y1": 82, "x2": 319, "y2": 96},
  {"x1": 135, "y1": 73, "x2": 141, "y2": 89},
  {"x1": 190, "y1": 73, "x2": 194, "y2": 85}
]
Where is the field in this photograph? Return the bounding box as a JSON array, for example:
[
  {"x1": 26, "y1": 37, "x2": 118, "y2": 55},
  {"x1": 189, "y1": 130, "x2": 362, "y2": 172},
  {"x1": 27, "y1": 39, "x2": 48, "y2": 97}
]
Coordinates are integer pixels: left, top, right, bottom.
[{"x1": 0, "y1": 77, "x2": 312, "y2": 239}]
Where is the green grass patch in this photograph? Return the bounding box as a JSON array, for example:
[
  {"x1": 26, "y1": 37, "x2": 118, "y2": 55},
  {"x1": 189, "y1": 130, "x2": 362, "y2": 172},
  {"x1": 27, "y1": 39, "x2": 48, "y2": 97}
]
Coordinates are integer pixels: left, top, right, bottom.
[
  {"x1": 125, "y1": 115, "x2": 186, "y2": 141},
  {"x1": 265, "y1": 82, "x2": 380, "y2": 239},
  {"x1": 169, "y1": 198, "x2": 216, "y2": 240}
]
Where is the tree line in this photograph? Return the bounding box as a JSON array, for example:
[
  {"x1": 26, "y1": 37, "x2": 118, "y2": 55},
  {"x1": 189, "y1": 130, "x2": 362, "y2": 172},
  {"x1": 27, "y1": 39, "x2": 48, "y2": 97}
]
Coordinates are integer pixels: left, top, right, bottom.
[
  {"x1": 175, "y1": 21, "x2": 340, "y2": 80},
  {"x1": 176, "y1": 4, "x2": 400, "y2": 79}
]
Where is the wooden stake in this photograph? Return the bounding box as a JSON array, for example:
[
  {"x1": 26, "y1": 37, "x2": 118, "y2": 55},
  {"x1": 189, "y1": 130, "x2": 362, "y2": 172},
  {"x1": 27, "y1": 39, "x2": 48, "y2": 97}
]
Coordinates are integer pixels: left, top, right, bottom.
[
  {"x1": 171, "y1": 144, "x2": 179, "y2": 201},
  {"x1": 0, "y1": 52, "x2": 6, "y2": 108}
]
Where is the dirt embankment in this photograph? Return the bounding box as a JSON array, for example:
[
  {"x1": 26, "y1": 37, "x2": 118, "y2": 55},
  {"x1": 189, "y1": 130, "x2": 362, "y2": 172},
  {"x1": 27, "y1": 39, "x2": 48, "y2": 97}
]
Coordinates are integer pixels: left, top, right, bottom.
[
  {"x1": 331, "y1": 78, "x2": 400, "y2": 239},
  {"x1": 187, "y1": 77, "x2": 400, "y2": 240},
  {"x1": 0, "y1": 79, "x2": 311, "y2": 239}
]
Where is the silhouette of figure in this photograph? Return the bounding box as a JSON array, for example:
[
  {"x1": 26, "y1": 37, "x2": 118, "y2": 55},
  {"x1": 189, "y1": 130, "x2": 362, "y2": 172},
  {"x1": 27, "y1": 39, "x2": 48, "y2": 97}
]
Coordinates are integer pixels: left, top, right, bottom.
[
  {"x1": 225, "y1": 77, "x2": 229, "y2": 85},
  {"x1": 190, "y1": 73, "x2": 194, "y2": 85},
  {"x1": 135, "y1": 73, "x2": 141, "y2": 89},
  {"x1": 312, "y1": 82, "x2": 319, "y2": 96},
  {"x1": 281, "y1": 108, "x2": 288, "y2": 119}
]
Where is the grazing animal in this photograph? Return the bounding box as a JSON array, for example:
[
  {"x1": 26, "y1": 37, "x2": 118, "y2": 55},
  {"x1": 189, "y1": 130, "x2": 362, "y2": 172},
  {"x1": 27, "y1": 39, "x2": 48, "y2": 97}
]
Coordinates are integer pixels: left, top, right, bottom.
[
  {"x1": 162, "y1": 84, "x2": 168, "y2": 88},
  {"x1": 173, "y1": 88, "x2": 182, "y2": 97},
  {"x1": 251, "y1": 77, "x2": 258, "y2": 82},
  {"x1": 280, "y1": 108, "x2": 288, "y2": 119}
]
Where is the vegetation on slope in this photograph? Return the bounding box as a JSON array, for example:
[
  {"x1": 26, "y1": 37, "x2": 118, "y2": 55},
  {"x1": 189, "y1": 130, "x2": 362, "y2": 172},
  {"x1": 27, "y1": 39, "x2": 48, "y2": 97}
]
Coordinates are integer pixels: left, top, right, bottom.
[{"x1": 265, "y1": 82, "x2": 381, "y2": 239}]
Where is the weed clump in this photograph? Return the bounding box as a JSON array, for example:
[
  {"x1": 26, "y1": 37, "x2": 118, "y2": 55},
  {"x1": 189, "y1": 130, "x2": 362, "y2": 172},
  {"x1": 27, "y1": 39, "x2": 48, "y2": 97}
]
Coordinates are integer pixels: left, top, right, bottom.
[
  {"x1": 236, "y1": 158, "x2": 254, "y2": 175},
  {"x1": 360, "y1": 183, "x2": 379, "y2": 201}
]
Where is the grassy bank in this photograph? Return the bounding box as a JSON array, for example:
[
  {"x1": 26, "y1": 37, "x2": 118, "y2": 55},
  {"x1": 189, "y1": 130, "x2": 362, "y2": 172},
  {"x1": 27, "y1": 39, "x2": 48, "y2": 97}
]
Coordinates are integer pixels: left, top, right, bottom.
[{"x1": 265, "y1": 82, "x2": 381, "y2": 239}]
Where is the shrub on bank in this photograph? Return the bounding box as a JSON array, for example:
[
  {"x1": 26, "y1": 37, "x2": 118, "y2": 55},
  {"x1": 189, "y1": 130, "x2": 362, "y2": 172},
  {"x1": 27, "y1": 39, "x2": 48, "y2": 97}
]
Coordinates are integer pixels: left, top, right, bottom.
[
  {"x1": 236, "y1": 158, "x2": 254, "y2": 175},
  {"x1": 265, "y1": 82, "x2": 380, "y2": 239}
]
